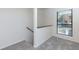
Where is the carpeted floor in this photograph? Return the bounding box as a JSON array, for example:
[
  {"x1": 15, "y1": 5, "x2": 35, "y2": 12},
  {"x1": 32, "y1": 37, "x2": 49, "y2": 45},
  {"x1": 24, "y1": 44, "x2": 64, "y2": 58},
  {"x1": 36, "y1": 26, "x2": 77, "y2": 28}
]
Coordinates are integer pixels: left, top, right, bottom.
[{"x1": 2, "y1": 36, "x2": 79, "y2": 50}]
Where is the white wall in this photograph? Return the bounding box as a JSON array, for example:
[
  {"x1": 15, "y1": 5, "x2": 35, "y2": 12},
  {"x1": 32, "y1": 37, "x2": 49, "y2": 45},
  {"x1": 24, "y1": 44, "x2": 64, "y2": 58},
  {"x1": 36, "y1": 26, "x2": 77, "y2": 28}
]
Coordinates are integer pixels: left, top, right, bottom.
[
  {"x1": 72, "y1": 8, "x2": 79, "y2": 42},
  {"x1": 34, "y1": 27, "x2": 53, "y2": 47},
  {"x1": 34, "y1": 8, "x2": 53, "y2": 47},
  {"x1": 37, "y1": 8, "x2": 52, "y2": 27},
  {"x1": 0, "y1": 8, "x2": 33, "y2": 49},
  {"x1": 37, "y1": 8, "x2": 46, "y2": 27}
]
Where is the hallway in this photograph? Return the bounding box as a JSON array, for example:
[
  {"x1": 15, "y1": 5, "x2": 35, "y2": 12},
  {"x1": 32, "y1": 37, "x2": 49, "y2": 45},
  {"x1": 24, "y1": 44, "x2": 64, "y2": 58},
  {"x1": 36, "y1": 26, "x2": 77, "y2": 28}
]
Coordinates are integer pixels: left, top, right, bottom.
[
  {"x1": 0, "y1": 8, "x2": 79, "y2": 50},
  {"x1": 2, "y1": 36, "x2": 79, "y2": 50}
]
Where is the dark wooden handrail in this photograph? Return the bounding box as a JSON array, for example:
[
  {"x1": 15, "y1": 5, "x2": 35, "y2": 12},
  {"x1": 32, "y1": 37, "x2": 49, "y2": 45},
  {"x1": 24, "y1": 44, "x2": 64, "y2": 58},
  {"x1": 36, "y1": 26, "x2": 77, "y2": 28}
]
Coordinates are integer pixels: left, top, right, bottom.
[
  {"x1": 37, "y1": 25, "x2": 53, "y2": 28},
  {"x1": 26, "y1": 27, "x2": 33, "y2": 33}
]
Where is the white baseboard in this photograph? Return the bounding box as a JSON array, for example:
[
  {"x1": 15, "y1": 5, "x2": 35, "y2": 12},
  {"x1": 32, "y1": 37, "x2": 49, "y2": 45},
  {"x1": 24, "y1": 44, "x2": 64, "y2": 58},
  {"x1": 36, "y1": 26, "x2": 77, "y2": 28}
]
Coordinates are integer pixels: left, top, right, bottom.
[{"x1": 0, "y1": 39, "x2": 25, "y2": 49}]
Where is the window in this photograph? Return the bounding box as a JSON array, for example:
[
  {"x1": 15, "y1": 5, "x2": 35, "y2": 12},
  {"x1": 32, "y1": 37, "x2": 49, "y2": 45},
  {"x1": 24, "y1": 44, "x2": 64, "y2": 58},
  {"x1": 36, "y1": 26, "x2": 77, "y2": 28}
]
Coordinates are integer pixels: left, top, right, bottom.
[{"x1": 57, "y1": 9, "x2": 73, "y2": 36}]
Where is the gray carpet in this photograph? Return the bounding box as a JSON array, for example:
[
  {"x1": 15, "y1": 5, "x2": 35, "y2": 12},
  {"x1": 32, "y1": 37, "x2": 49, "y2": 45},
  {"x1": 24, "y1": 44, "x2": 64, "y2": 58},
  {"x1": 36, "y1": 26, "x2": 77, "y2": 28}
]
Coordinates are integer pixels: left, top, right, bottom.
[{"x1": 2, "y1": 36, "x2": 79, "y2": 50}]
